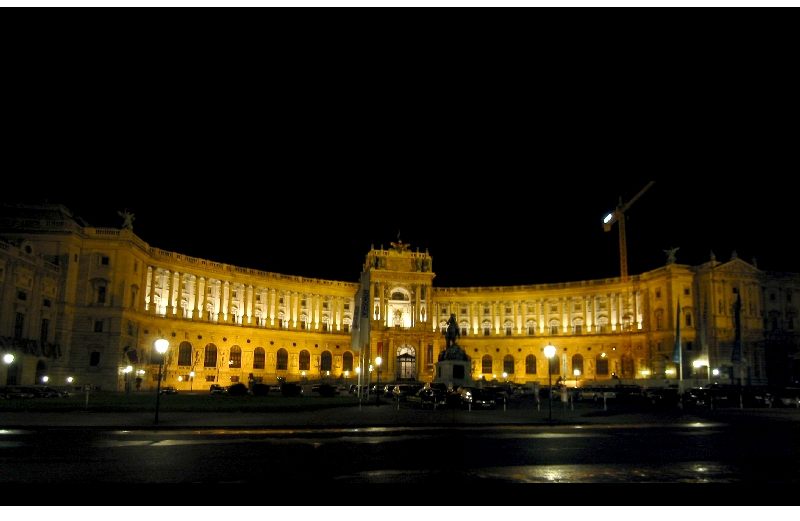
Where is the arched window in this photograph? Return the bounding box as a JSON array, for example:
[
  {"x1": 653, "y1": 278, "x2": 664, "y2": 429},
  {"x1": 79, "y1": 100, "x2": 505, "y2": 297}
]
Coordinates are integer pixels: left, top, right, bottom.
[
  {"x1": 572, "y1": 354, "x2": 584, "y2": 375},
  {"x1": 597, "y1": 316, "x2": 610, "y2": 333},
  {"x1": 299, "y1": 350, "x2": 310, "y2": 371},
  {"x1": 321, "y1": 351, "x2": 332, "y2": 372},
  {"x1": 343, "y1": 352, "x2": 354, "y2": 372},
  {"x1": 204, "y1": 344, "x2": 217, "y2": 368},
  {"x1": 482, "y1": 355, "x2": 493, "y2": 374},
  {"x1": 573, "y1": 318, "x2": 584, "y2": 335},
  {"x1": 596, "y1": 353, "x2": 609, "y2": 376},
  {"x1": 525, "y1": 354, "x2": 537, "y2": 374},
  {"x1": 503, "y1": 355, "x2": 514, "y2": 374},
  {"x1": 526, "y1": 320, "x2": 536, "y2": 336},
  {"x1": 253, "y1": 347, "x2": 265, "y2": 369},
  {"x1": 549, "y1": 319, "x2": 560, "y2": 335},
  {"x1": 178, "y1": 341, "x2": 192, "y2": 367},
  {"x1": 230, "y1": 346, "x2": 242, "y2": 368},
  {"x1": 276, "y1": 348, "x2": 288, "y2": 371}
]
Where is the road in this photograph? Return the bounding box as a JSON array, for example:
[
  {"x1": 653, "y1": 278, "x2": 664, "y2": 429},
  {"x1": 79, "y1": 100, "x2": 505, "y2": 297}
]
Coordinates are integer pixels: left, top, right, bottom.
[{"x1": 2, "y1": 415, "x2": 799, "y2": 497}]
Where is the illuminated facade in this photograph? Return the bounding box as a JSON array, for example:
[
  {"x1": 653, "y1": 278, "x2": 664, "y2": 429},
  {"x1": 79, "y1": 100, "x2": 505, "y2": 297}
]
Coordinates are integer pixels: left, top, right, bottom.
[{"x1": 1, "y1": 203, "x2": 798, "y2": 391}]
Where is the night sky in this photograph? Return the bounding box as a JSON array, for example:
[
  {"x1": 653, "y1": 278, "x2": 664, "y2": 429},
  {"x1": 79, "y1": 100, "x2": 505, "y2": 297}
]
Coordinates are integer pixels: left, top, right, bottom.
[
  {"x1": 5, "y1": 173, "x2": 795, "y2": 288},
  {"x1": 4, "y1": 59, "x2": 796, "y2": 288}
]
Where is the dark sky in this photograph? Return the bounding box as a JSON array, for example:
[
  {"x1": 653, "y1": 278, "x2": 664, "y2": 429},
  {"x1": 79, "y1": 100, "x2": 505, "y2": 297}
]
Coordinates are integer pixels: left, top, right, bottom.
[
  {"x1": 6, "y1": 174, "x2": 796, "y2": 288},
  {"x1": 4, "y1": 50, "x2": 797, "y2": 288}
]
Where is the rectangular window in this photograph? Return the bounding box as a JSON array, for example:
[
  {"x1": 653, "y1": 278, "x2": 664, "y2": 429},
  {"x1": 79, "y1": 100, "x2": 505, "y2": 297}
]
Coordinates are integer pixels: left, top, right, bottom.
[
  {"x1": 483, "y1": 307, "x2": 490, "y2": 315},
  {"x1": 17, "y1": 291, "x2": 27, "y2": 301},
  {"x1": 549, "y1": 305, "x2": 558, "y2": 313},
  {"x1": 505, "y1": 307, "x2": 512, "y2": 315},
  {"x1": 230, "y1": 376, "x2": 240, "y2": 383},
  {"x1": 427, "y1": 344, "x2": 433, "y2": 367},
  {"x1": 322, "y1": 323, "x2": 328, "y2": 332},
  {"x1": 441, "y1": 306, "x2": 447, "y2": 314},
  {"x1": 684, "y1": 288, "x2": 691, "y2": 296},
  {"x1": 550, "y1": 325, "x2": 559, "y2": 335},
  {"x1": 460, "y1": 307, "x2": 467, "y2": 315},
  {"x1": 655, "y1": 289, "x2": 662, "y2": 299},
  {"x1": 528, "y1": 306, "x2": 535, "y2": 313},
  {"x1": 40, "y1": 318, "x2": 50, "y2": 345},
  {"x1": 505, "y1": 327, "x2": 512, "y2": 336},
  {"x1": 574, "y1": 325, "x2": 583, "y2": 335},
  {"x1": 101, "y1": 256, "x2": 109, "y2": 265},
  {"x1": 43, "y1": 299, "x2": 51, "y2": 307},
  {"x1": 323, "y1": 302, "x2": 329, "y2": 309},
  {"x1": 344, "y1": 303, "x2": 350, "y2": 310},
  {"x1": 301, "y1": 299, "x2": 307, "y2": 307},
  {"x1": 205, "y1": 375, "x2": 216, "y2": 382},
  {"x1": 14, "y1": 313, "x2": 24, "y2": 339},
  {"x1": 94, "y1": 320, "x2": 104, "y2": 332},
  {"x1": 97, "y1": 286, "x2": 106, "y2": 304},
  {"x1": 461, "y1": 327, "x2": 468, "y2": 337},
  {"x1": 483, "y1": 327, "x2": 491, "y2": 336},
  {"x1": 733, "y1": 287, "x2": 739, "y2": 294},
  {"x1": 343, "y1": 324, "x2": 350, "y2": 333},
  {"x1": 528, "y1": 326, "x2": 536, "y2": 336}
]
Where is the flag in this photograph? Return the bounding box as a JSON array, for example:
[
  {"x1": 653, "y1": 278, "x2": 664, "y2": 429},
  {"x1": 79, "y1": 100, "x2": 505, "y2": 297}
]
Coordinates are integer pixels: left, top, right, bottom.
[
  {"x1": 731, "y1": 293, "x2": 742, "y2": 362},
  {"x1": 672, "y1": 300, "x2": 682, "y2": 364}
]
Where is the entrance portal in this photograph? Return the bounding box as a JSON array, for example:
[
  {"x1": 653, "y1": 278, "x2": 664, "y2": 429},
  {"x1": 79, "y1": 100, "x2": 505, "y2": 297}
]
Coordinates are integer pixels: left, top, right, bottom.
[{"x1": 396, "y1": 345, "x2": 416, "y2": 380}]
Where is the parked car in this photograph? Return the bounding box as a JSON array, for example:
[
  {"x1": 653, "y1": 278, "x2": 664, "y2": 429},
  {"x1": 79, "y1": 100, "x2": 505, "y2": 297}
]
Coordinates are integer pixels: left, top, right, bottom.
[
  {"x1": 209, "y1": 384, "x2": 226, "y2": 394},
  {"x1": 391, "y1": 384, "x2": 423, "y2": 401},
  {"x1": 159, "y1": 386, "x2": 178, "y2": 395}
]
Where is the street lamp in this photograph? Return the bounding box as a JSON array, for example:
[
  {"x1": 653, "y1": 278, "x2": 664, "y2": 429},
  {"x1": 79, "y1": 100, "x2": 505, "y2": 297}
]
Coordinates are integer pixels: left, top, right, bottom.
[
  {"x1": 153, "y1": 338, "x2": 169, "y2": 425},
  {"x1": 375, "y1": 356, "x2": 383, "y2": 405},
  {"x1": 123, "y1": 365, "x2": 133, "y2": 394},
  {"x1": 693, "y1": 359, "x2": 711, "y2": 384},
  {"x1": 2, "y1": 353, "x2": 14, "y2": 365},
  {"x1": 544, "y1": 343, "x2": 557, "y2": 422}
]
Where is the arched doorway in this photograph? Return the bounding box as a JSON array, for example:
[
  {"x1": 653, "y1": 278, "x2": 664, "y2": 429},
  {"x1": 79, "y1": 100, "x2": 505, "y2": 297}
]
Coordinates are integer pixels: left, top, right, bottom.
[{"x1": 396, "y1": 345, "x2": 416, "y2": 380}]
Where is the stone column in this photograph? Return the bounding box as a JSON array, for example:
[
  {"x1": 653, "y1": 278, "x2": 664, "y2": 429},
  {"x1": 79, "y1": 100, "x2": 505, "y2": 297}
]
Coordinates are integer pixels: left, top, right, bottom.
[
  {"x1": 246, "y1": 285, "x2": 254, "y2": 325},
  {"x1": 196, "y1": 277, "x2": 205, "y2": 320},
  {"x1": 146, "y1": 266, "x2": 155, "y2": 313}
]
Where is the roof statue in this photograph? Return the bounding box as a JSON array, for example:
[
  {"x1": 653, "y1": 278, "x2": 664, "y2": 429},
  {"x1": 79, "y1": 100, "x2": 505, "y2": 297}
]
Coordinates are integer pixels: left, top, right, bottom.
[
  {"x1": 117, "y1": 210, "x2": 135, "y2": 230},
  {"x1": 663, "y1": 246, "x2": 680, "y2": 265}
]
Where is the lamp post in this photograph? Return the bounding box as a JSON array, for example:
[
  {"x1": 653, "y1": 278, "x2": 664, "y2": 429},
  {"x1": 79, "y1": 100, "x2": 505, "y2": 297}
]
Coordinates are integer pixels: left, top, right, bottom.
[
  {"x1": 124, "y1": 365, "x2": 133, "y2": 394},
  {"x1": 189, "y1": 370, "x2": 195, "y2": 391},
  {"x1": 153, "y1": 338, "x2": 169, "y2": 425},
  {"x1": 375, "y1": 356, "x2": 383, "y2": 406},
  {"x1": 544, "y1": 343, "x2": 557, "y2": 422},
  {"x1": 2, "y1": 353, "x2": 14, "y2": 385}
]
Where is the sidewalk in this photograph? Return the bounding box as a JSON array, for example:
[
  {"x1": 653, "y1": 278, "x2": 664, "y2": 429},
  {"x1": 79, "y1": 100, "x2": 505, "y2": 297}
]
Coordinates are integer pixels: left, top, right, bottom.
[{"x1": 0, "y1": 401, "x2": 756, "y2": 430}]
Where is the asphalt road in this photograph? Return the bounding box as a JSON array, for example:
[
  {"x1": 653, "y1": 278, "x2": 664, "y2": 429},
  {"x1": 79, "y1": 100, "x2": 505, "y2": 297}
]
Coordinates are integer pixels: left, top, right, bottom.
[{"x1": 2, "y1": 415, "x2": 799, "y2": 499}]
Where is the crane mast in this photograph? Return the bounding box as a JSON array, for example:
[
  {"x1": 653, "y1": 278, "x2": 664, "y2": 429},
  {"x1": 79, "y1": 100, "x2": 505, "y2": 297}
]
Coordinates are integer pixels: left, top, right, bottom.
[{"x1": 603, "y1": 181, "x2": 655, "y2": 282}]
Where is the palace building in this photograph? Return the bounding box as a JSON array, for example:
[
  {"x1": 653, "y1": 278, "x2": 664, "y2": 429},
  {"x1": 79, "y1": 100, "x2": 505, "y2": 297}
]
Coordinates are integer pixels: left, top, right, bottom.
[{"x1": 1, "y1": 203, "x2": 799, "y2": 391}]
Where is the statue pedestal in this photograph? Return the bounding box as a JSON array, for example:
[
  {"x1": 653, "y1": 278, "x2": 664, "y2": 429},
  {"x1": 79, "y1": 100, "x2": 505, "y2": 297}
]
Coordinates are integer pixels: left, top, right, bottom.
[{"x1": 434, "y1": 342, "x2": 472, "y2": 390}]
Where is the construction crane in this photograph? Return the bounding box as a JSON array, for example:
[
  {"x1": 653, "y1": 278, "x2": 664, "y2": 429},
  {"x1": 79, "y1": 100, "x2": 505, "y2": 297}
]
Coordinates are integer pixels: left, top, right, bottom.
[{"x1": 603, "y1": 181, "x2": 655, "y2": 282}]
